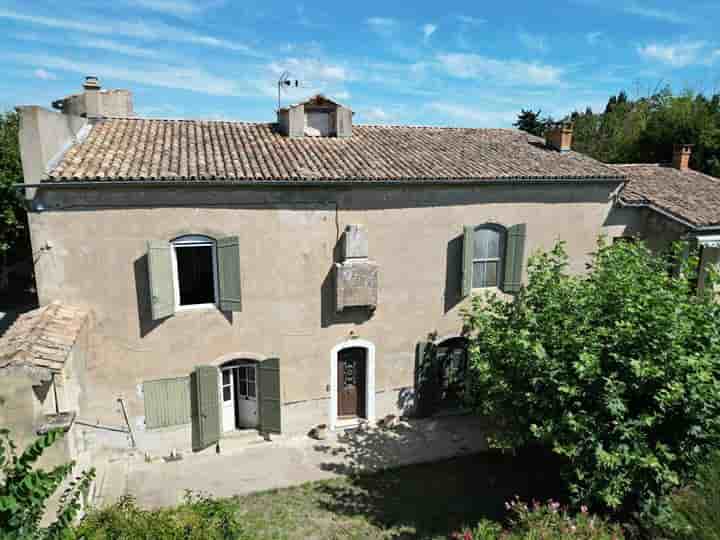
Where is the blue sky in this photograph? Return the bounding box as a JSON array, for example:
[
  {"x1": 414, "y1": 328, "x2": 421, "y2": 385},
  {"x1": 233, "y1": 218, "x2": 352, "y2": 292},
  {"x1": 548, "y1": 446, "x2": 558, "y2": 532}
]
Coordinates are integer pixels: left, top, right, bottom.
[{"x1": 1, "y1": 0, "x2": 719, "y2": 127}]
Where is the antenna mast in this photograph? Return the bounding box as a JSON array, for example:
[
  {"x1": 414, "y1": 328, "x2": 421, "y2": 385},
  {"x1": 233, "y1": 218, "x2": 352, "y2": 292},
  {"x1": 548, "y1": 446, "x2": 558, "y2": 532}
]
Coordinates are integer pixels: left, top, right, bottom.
[{"x1": 277, "y1": 71, "x2": 300, "y2": 110}]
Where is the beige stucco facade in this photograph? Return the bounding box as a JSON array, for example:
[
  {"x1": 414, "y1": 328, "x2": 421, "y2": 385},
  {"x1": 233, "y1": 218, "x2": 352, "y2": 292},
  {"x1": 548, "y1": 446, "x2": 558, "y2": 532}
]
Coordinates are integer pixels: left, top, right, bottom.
[{"x1": 26, "y1": 180, "x2": 637, "y2": 447}]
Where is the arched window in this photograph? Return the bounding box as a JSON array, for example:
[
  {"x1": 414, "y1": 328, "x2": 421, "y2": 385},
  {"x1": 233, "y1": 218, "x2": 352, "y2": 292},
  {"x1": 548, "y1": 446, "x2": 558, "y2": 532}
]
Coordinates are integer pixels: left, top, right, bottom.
[
  {"x1": 472, "y1": 224, "x2": 506, "y2": 288},
  {"x1": 171, "y1": 235, "x2": 218, "y2": 309}
]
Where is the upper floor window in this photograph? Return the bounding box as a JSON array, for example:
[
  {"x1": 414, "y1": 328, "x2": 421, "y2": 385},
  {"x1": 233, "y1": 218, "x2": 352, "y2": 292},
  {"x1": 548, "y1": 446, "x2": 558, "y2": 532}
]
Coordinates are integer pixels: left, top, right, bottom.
[
  {"x1": 147, "y1": 234, "x2": 242, "y2": 320},
  {"x1": 462, "y1": 222, "x2": 526, "y2": 296},
  {"x1": 171, "y1": 235, "x2": 218, "y2": 309},
  {"x1": 472, "y1": 225, "x2": 505, "y2": 288}
]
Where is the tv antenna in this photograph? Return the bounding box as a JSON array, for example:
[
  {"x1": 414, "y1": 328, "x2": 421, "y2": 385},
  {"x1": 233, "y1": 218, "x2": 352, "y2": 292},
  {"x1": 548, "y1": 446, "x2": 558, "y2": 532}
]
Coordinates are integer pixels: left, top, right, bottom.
[{"x1": 277, "y1": 71, "x2": 300, "y2": 110}]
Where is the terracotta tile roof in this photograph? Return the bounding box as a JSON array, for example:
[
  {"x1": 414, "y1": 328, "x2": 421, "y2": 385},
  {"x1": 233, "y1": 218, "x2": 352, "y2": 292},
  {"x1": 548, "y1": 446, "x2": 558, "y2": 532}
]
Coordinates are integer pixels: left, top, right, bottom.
[
  {"x1": 46, "y1": 118, "x2": 623, "y2": 183},
  {"x1": 615, "y1": 164, "x2": 720, "y2": 227},
  {"x1": 0, "y1": 302, "x2": 89, "y2": 381}
]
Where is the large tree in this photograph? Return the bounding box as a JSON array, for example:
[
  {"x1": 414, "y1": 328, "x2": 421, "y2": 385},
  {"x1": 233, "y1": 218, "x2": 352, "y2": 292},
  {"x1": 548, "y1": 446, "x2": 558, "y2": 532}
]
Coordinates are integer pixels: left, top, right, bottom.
[
  {"x1": 0, "y1": 110, "x2": 32, "y2": 295},
  {"x1": 463, "y1": 239, "x2": 720, "y2": 521}
]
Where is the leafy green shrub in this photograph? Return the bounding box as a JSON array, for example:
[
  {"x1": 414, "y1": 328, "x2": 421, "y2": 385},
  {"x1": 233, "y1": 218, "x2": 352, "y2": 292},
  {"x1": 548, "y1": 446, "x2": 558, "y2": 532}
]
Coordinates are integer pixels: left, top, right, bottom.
[
  {"x1": 658, "y1": 452, "x2": 720, "y2": 540},
  {"x1": 455, "y1": 498, "x2": 624, "y2": 539},
  {"x1": 0, "y1": 428, "x2": 95, "y2": 540},
  {"x1": 463, "y1": 239, "x2": 720, "y2": 518},
  {"x1": 75, "y1": 492, "x2": 252, "y2": 539}
]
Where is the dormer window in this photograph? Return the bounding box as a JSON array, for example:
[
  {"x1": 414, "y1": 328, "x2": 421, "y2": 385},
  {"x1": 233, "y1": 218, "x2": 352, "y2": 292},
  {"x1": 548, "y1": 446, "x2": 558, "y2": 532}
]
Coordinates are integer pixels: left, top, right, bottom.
[{"x1": 277, "y1": 94, "x2": 352, "y2": 139}]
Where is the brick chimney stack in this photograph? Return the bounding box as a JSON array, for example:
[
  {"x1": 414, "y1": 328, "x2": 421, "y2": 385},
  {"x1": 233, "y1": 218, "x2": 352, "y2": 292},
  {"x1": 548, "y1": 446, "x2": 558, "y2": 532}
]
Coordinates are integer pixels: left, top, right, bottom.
[
  {"x1": 546, "y1": 122, "x2": 573, "y2": 153},
  {"x1": 672, "y1": 144, "x2": 693, "y2": 171}
]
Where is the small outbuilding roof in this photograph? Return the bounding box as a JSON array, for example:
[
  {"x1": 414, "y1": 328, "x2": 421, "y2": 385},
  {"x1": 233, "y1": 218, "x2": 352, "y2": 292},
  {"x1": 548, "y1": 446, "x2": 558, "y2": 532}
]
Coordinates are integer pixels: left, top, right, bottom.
[
  {"x1": 615, "y1": 163, "x2": 720, "y2": 228},
  {"x1": 0, "y1": 302, "x2": 89, "y2": 382},
  {"x1": 45, "y1": 118, "x2": 624, "y2": 183}
]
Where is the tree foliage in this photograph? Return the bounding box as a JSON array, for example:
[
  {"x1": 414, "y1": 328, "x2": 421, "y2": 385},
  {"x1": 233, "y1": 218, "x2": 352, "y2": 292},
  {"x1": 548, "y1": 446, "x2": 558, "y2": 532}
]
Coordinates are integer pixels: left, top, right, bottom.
[
  {"x1": 513, "y1": 109, "x2": 554, "y2": 137},
  {"x1": 0, "y1": 109, "x2": 31, "y2": 293},
  {"x1": 530, "y1": 88, "x2": 720, "y2": 177},
  {"x1": 462, "y1": 239, "x2": 720, "y2": 519},
  {"x1": 0, "y1": 429, "x2": 95, "y2": 539}
]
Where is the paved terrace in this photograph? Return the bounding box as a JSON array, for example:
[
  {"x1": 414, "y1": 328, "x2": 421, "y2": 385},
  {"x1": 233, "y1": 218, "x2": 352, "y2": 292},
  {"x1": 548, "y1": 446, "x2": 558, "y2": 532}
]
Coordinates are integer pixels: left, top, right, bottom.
[{"x1": 93, "y1": 415, "x2": 489, "y2": 509}]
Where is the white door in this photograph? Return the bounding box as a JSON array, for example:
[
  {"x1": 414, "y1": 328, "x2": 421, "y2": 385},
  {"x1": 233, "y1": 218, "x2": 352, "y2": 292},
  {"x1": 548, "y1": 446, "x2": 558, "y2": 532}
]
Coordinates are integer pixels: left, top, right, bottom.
[
  {"x1": 236, "y1": 365, "x2": 259, "y2": 428},
  {"x1": 220, "y1": 367, "x2": 235, "y2": 432}
]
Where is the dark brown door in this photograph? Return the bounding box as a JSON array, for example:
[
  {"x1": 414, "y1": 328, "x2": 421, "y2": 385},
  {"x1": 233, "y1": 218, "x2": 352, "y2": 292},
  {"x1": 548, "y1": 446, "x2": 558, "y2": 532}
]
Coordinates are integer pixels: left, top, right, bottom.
[{"x1": 337, "y1": 347, "x2": 366, "y2": 418}]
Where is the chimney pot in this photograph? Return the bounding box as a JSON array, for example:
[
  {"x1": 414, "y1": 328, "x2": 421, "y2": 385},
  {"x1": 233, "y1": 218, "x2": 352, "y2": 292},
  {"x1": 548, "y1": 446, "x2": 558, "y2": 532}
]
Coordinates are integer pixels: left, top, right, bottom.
[
  {"x1": 83, "y1": 76, "x2": 100, "y2": 91},
  {"x1": 546, "y1": 121, "x2": 573, "y2": 153},
  {"x1": 672, "y1": 144, "x2": 693, "y2": 171}
]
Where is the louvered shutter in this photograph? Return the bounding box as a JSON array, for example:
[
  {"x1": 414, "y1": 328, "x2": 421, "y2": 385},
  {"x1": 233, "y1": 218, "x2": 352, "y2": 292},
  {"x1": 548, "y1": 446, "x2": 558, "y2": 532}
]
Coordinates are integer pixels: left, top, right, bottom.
[
  {"x1": 461, "y1": 226, "x2": 474, "y2": 297},
  {"x1": 147, "y1": 240, "x2": 175, "y2": 320},
  {"x1": 258, "y1": 357, "x2": 281, "y2": 434},
  {"x1": 502, "y1": 224, "x2": 527, "y2": 294},
  {"x1": 415, "y1": 341, "x2": 439, "y2": 417},
  {"x1": 217, "y1": 236, "x2": 242, "y2": 312},
  {"x1": 190, "y1": 366, "x2": 220, "y2": 452}
]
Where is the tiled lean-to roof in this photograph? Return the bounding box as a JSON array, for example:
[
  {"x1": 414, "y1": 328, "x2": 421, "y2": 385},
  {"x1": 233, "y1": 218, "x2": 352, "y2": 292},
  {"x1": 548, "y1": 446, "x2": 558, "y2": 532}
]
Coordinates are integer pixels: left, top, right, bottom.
[
  {"x1": 0, "y1": 302, "x2": 89, "y2": 381},
  {"x1": 46, "y1": 118, "x2": 624, "y2": 183},
  {"x1": 615, "y1": 163, "x2": 720, "y2": 228}
]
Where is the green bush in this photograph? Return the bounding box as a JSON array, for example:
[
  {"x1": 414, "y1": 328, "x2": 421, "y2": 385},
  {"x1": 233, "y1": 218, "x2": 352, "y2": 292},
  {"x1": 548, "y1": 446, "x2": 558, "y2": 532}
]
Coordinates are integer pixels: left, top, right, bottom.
[
  {"x1": 0, "y1": 428, "x2": 95, "y2": 540},
  {"x1": 462, "y1": 239, "x2": 720, "y2": 518},
  {"x1": 74, "y1": 492, "x2": 252, "y2": 540},
  {"x1": 659, "y1": 452, "x2": 720, "y2": 540},
  {"x1": 455, "y1": 498, "x2": 625, "y2": 539}
]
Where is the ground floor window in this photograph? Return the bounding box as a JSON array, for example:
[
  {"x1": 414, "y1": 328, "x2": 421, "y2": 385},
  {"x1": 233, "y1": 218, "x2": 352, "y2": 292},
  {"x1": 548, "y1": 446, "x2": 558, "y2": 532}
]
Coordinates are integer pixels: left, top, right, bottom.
[{"x1": 435, "y1": 337, "x2": 468, "y2": 410}]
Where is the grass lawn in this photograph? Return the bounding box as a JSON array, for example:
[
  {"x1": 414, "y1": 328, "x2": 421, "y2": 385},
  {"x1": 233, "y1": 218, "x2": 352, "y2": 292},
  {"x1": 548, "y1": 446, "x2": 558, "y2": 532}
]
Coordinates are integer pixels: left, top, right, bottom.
[{"x1": 231, "y1": 450, "x2": 564, "y2": 539}]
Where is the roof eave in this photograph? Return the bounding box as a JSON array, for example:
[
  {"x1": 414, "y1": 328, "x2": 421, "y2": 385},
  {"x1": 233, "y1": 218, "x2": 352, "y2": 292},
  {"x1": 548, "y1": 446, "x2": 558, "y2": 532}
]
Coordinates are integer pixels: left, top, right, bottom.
[{"x1": 19, "y1": 175, "x2": 626, "y2": 189}]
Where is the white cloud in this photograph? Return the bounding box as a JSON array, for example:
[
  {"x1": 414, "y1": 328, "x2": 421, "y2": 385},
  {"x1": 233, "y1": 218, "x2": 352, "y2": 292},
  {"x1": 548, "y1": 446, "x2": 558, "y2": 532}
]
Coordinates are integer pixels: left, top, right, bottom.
[
  {"x1": 363, "y1": 107, "x2": 390, "y2": 122},
  {"x1": 366, "y1": 17, "x2": 395, "y2": 28},
  {"x1": 33, "y1": 68, "x2": 57, "y2": 80},
  {"x1": 269, "y1": 58, "x2": 352, "y2": 83},
  {"x1": 80, "y1": 38, "x2": 163, "y2": 59},
  {"x1": 637, "y1": 41, "x2": 707, "y2": 67},
  {"x1": 456, "y1": 15, "x2": 486, "y2": 25},
  {"x1": 623, "y1": 3, "x2": 694, "y2": 24},
  {"x1": 15, "y1": 53, "x2": 246, "y2": 96},
  {"x1": 436, "y1": 53, "x2": 563, "y2": 86},
  {"x1": 125, "y1": 0, "x2": 208, "y2": 17},
  {"x1": 422, "y1": 23, "x2": 437, "y2": 43},
  {"x1": 518, "y1": 31, "x2": 548, "y2": 53},
  {"x1": 427, "y1": 102, "x2": 517, "y2": 127},
  {"x1": 585, "y1": 31, "x2": 603, "y2": 46},
  {"x1": 0, "y1": 8, "x2": 259, "y2": 56}
]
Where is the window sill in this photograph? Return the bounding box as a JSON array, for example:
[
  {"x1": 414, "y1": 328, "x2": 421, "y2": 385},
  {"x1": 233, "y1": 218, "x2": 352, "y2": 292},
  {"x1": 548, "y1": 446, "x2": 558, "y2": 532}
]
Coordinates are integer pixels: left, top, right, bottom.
[{"x1": 175, "y1": 303, "x2": 218, "y2": 313}]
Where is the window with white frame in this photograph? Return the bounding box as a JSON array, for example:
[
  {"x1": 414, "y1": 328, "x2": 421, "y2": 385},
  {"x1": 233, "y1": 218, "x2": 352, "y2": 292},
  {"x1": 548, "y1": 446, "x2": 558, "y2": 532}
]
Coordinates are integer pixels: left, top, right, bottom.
[
  {"x1": 170, "y1": 235, "x2": 218, "y2": 309},
  {"x1": 472, "y1": 225, "x2": 505, "y2": 288}
]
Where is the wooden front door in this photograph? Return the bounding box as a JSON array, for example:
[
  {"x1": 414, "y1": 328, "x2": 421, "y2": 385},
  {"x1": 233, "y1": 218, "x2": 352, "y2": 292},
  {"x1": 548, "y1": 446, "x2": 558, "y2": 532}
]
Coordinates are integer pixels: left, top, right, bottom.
[{"x1": 337, "y1": 347, "x2": 366, "y2": 418}]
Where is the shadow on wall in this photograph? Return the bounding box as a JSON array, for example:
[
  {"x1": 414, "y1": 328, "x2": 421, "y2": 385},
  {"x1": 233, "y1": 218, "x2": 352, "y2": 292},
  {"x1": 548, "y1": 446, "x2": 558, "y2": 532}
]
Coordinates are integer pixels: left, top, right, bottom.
[
  {"x1": 133, "y1": 254, "x2": 233, "y2": 338},
  {"x1": 134, "y1": 254, "x2": 164, "y2": 338},
  {"x1": 320, "y1": 237, "x2": 374, "y2": 328},
  {"x1": 311, "y1": 421, "x2": 565, "y2": 537},
  {"x1": 444, "y1": 234, "x2": 464, "y2": 313}
]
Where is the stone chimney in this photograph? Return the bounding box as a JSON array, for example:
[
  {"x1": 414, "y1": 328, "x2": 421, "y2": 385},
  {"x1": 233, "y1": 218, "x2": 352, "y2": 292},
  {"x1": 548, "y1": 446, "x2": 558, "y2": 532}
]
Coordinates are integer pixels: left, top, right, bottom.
[
  {"x1": 672, "y1": 144, "x2": 693, "y2": 171},
  {"x1": 545, "y1": 122, "x2": 573, "y2": 153},
  {"x1": 52, "y1": 76, "x2": 133, "y2": 119}
]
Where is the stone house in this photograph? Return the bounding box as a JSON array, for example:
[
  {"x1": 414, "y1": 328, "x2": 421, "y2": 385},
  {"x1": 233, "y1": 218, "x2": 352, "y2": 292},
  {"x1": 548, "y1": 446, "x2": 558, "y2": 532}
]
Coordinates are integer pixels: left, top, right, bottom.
[{"x1": 5, "y1": 77, "x2": 720, "y2": 461}]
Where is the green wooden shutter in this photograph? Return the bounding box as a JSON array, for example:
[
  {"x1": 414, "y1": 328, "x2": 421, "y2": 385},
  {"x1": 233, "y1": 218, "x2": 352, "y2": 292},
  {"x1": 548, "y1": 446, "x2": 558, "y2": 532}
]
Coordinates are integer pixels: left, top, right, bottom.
[
  {"x1": 502, "y1": 223, "x2": 527, "y2": 294},
  {"x1": 461, "y1": 226, "x2": 474, "y2": 297},
  {"x1": 143, "y1": 377, "x2": 191, "y2": 429},
  {"x1": 147, "y1": 240, "x2": 175, "y2": 320},
  {"x1": 190, "y1": 365, "x2": 220, "y2": 452},
  {"x1": 217, "y1": 236, "x2": 242, "y2": 312},
  {"x1": 258, "y1": 357, "x2": 281, "y2": 434},
  {"x1": 415, "y1": 341, "x2": 440, "y2": 417}
]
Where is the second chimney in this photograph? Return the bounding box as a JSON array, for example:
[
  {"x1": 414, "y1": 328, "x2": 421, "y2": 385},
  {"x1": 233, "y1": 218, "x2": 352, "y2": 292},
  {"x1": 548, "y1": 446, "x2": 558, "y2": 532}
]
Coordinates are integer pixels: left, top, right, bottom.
[
  {"x1": 673, "y1": 144, "x2": 693, "y2": 171},
  {"x1": 546, "y1": 122, "x2": 573, "y2": 153}
]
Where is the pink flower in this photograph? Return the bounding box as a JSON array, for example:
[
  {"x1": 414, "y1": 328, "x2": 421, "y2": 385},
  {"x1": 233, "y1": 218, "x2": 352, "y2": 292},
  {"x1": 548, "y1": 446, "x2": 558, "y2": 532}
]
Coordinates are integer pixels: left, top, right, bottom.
[{"x1": 580, "y1": 505, "x2": 588, "y2": 514}]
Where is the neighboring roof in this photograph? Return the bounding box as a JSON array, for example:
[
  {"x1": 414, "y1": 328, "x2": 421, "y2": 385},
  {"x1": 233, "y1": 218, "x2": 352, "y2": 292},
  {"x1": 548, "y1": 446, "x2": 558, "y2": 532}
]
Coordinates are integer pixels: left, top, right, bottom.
[
  {"x1": 615, "y1": 163, "x2": 720, "y2": 228},
  {"x1": 46, "y1": 118, "x2": 624, "y2": 183},
  {"x1": 0, "y1": 302, "x2": 89, "y2": 382}
]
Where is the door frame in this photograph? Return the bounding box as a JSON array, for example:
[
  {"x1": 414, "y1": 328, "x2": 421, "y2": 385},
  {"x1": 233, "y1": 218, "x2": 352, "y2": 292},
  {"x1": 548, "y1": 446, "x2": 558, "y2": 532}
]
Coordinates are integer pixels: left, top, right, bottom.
[{"x1": 329, "y1": 339, "x2": 375, "y2": 430}]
